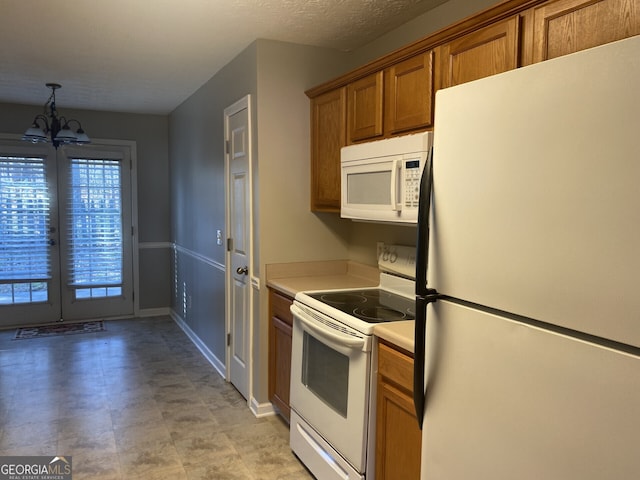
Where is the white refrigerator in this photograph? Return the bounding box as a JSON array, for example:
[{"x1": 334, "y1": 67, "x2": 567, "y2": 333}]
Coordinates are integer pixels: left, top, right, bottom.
[{"x1": 414, "y1": 36, "x2": 640, "y2": 480}]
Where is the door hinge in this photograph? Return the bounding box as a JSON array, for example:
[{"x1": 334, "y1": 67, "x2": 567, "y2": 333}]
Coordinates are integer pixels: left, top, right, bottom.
[
  {"x1": 225, "y1": 140, "x2": 230, "y2": 154},
  {"x1": 227, "y1": 333, "x2": 231, "y2": 346},
  {"x1": 131, "y1": 225, "x2": 135, "y2": 236},
  {"x1": 227, "y1": 238, "x2": 233, "y2": 252}
]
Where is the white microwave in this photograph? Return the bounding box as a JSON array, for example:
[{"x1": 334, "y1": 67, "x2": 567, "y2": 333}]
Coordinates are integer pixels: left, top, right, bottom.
[{"x1": 340, "y1": 131, "x2": 433, "y2": 224}]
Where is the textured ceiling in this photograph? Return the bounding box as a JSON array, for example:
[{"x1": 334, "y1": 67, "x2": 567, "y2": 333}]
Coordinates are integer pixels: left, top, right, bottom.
[{"x1": 0, "y1": 0, "x2": 447, "y2": 115}]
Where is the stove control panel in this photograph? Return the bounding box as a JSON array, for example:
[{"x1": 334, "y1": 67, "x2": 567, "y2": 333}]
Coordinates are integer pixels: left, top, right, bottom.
[{"x1": 378, "y1": 243, "x2": 416, "y2": 279}]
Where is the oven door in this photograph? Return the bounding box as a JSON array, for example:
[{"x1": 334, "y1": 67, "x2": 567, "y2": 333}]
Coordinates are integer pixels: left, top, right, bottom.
[{"x1": 290, "y1": 301, "x2": 372, "y2": 473}]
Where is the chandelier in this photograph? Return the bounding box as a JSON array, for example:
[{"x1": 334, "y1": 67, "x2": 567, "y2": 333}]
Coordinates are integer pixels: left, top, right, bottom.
[{"x1": 22, "y1": 83, "x2": 91, "y2": 149}]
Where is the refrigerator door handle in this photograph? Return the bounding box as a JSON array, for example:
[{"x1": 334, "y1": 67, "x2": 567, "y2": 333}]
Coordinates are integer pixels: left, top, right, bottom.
[
  {"x1": 416, "y1": 147, "x2": 433, "y2": 297},
  {"x1": 414, "y1": 297, "x2": 427, "y2": 429},
  {"x1": 414, "y1": 290, "x2": 440, "y2": 430},
  {"x1": 414, "y1": 146, "x2": 435, "y2": 429}
]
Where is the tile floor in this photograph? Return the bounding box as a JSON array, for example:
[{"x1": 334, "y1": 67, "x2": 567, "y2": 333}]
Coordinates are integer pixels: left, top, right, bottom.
[{"x1": 0, "y1": 316, "x2": 313, "y2": 479}]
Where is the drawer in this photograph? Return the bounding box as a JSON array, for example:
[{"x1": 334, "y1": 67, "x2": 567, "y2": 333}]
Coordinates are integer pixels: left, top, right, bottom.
[
  {"x1": 270, "y1": 289, "x2": 294, "y2": 325},
  {"x1": 378, "y1": 341, "x2": 414, "y2": 393}
]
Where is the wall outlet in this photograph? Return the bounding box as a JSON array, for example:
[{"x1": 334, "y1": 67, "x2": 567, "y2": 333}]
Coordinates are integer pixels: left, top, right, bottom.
[{"x1": 216, "y1": 229, "x2": 223, "y2": 246}]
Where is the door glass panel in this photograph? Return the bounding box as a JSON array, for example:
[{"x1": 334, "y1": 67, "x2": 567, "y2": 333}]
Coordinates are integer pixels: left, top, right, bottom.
[
  {"x1": 0, "y1": 156, "x2": 51, "y2": 305},
  {"x1": 302, "y1": 331, "x2": 350, "y2": 417},
  {"x1": 67, "y1": 158, "x2": 123, "y2": 300}
]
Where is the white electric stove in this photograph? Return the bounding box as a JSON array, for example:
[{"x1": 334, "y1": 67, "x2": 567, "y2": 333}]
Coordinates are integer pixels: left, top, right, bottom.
[{"x1": 289, "y1": 245, "x2": 416, "y2": 480}]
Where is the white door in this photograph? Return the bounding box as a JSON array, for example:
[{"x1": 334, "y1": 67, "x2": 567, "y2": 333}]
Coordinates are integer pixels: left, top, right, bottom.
[
  {"x1": 57, "y1": 144, "x2": 134, "y2": 321},
  {"x1": 0, "y1": 139, "x2": 135, "y2": 327},
  {"x1": 0, "y1": 143, "x2": 61, "y2": 325},
  {"x1": 224, "y1": 96, "x2": 252, "y2": 400}
]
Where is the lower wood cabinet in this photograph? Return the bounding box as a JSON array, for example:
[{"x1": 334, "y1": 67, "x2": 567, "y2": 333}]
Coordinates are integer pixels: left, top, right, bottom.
[
  {"x1": 376, "y1": 341, "x2": 422, "y2": 479},
  {"x1": 268, "y1": 288, "x2": 294, "y2": 421}
]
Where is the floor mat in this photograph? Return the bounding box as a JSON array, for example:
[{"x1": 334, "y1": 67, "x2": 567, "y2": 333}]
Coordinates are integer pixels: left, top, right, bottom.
[{"x1": 14, "y1": 320, "x2": 105, "y2": 339}]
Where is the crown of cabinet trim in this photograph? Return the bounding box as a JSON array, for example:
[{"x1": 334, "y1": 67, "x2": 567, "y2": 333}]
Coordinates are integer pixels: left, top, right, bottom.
[{"x1": 305, "y1": 0, "x2": 544, "y2": 98}]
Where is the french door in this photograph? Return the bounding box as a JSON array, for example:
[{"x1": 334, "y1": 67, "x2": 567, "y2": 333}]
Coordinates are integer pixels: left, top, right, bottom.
[{"x1": 0, "y1": 140, "x2": 134, "y2": 327}]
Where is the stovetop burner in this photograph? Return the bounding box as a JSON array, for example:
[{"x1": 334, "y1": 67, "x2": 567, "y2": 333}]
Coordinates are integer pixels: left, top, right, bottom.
[{"x1": 308, "y1": 288, "x2": 415, "y2": 323}]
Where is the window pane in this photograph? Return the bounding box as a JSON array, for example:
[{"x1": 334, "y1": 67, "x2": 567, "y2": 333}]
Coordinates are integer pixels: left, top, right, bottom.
[
  {"x1": 0, "y1": 156, "x2": 51, "y2": 305},
  {"x1": 67, "y1": 158, "x2": 123, "y2": 299}
]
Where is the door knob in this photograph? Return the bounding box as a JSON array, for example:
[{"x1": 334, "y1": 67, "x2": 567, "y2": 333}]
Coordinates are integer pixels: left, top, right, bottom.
[{"x1": 236, "y1": 266, "x2": 248, "y2": 275}]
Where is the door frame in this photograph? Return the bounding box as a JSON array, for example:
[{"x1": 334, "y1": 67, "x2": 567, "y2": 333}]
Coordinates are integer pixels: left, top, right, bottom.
[{"x1": 223, "y1": 95, "x2": 254, "y2": 403}]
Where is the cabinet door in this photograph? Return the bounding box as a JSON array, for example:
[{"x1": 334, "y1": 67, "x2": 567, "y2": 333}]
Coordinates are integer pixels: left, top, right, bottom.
[
  {"x1": 347, "y1": 71, "x2": 384, "y2": 143},
  {"x1": 529, "y1": 0, "x2": 640, "y2": 63},
  {"x1": 268, "y1": 290, "x2": 294, "y2": 421},
  {"x1": 270, "y1": 316, "x2": 292, "y2": 420},
  {"x1": 376, "y1": 342, "x2": 422, "y2": 479},
  {"x1": 310, "y1": 88, "x2": 346, "y2": 212},
  {"x1": 386, "y1": 51, "x2": 435, "y2": 135},
  {"x1": 438, "y1": 16, "x2": 520, "y2": 89}
]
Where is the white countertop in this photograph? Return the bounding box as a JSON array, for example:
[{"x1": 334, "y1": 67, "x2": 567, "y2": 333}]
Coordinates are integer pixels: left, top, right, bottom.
[
  {"x1": 374, "y1": 320, "x2": 415, "y2": 354},
  {"x1": 266, "y1": 260, "x2": 379, "y2": 298}
]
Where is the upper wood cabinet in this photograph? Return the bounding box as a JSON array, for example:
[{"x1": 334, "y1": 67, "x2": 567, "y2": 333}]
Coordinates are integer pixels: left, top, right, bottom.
[
  {"x1": 525, "y1": 0, "x2": 640, "y2": 63},
  {"x1": 347, "y1": 71, "x2": 384, "y2": 143},
  {"x1": 347, "y1": 52, "x2": 435, "y2": 144},
  {"x1": 310, "y1": 87, "x2": 346, "y2": 212},
  {"x1": 385, "y1": 51, "x2": 435, "y2": 135},
  {"x1": 438, "y1": 16, "x2": 520, "y2": 89}
]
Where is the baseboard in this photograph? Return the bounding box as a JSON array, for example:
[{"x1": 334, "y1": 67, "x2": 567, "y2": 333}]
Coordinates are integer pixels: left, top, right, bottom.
[
  {"x1": 250, "y1": 396, "x2": 276, "y2": 418},
  {"x1": 170, "y1": 311, "x2": 226, "y2": 379},
  {"x1": 169, "y1": 310, "x2": 277, "y2": 421}
]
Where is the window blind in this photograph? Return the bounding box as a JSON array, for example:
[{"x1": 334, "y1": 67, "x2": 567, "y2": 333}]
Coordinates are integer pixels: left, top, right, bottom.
[
  {"x1": 0, "y1": 156, "x2": 51, "y2": 282},
  {"x1": 0, "y1": 156, "x2": 50, "y2": 304},
  {"x1": 67, "y1": 158, "x2": 123, "y2": 293}
]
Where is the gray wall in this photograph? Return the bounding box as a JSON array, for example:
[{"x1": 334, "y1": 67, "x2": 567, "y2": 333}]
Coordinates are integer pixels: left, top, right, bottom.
[
  {"x1": 0, "y1": 102, "x2": 171, "y2": 312},
  {"x1": 169, "y1": 38, "x2": 354, "y2": 403},
  {"x1": 169, "y1": 43, "x2": 259, "y2": 367}
]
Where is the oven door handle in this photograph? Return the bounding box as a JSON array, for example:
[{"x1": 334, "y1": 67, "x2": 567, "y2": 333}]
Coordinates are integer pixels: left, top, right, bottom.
[{"x1": 291, "y1": 304, "x2": 366, "y2": 351}]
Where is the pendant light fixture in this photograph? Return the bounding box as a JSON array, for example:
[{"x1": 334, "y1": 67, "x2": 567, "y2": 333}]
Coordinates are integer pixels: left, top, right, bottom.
[{"x1": 22, "y1": 83, "x2": 91, "y2": 149}]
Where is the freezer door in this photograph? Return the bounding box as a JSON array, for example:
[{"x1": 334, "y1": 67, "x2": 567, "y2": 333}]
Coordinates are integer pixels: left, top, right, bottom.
[
  {"x1": 429, "y1": 37, "x2": 640, "y2": 347},
  {"x1": 421, "y1": 300, "x2": 640, "y2": 480}
]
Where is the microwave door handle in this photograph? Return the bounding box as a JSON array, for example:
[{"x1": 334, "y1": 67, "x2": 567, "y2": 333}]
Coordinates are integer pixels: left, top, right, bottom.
[{"x1": 391, "y1": 159, "x2": 402, "y2": 212}]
